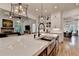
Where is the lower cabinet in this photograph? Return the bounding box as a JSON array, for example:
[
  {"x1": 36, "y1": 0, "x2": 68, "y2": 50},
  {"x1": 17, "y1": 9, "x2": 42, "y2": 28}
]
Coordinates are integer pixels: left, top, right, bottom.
[
  {"x1": 55, "y1": 40, "x2": 59, "y2": 55},
  {"x1": 49, "y1": 47, "x2": 56, "y2": 56},
  {"x1": 38, "y1": 37, "x2": 59, "y2": 56},
  {"x1": 47, "y1": 40, "x2": 56, "y2": 56},
  {"x1": 38, "y1": 48, "x2": 47, "y2": 56}
]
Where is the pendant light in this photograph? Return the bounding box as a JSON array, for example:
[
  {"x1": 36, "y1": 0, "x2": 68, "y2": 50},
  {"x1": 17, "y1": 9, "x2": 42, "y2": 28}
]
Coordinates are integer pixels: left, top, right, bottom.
[{"x1": 10, "y1": 3, "x2": 28, "y2": 19}]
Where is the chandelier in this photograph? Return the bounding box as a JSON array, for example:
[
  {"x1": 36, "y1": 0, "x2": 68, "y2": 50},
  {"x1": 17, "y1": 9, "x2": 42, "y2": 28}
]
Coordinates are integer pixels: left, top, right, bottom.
[{"x1": 10, "y1": 3, "x2": 28, "y2": 19}]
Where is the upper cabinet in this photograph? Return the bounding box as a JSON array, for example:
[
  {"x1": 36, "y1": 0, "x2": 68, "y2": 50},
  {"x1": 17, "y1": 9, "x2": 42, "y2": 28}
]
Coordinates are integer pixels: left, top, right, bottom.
[
  {"x1": 50, "y1": 12, "x2": 64, "y2": 42},
  {"x1": 51, "y1": 12, "x2": 62, "y2": 28}
]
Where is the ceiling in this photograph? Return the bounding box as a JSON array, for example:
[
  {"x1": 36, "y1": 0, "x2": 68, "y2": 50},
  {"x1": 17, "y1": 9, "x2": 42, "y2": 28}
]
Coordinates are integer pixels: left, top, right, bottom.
[
  {"x1": 0, "y1": 3, "x2": 79, "y2": 18},
  {"x1": 27, "y1": 3, "x2": 79, "y2": 17}
]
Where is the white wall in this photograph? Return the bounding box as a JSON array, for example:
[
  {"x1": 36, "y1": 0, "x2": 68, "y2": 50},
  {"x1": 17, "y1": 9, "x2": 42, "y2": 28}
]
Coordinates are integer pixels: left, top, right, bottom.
[
  {"x1": 0, "y1": 3, "x2": 11, "y2": 11},
  {"x1": 63, "y1": 8, "x2": 79, "y2": 18},
  {"x1": 78, "y1": 20, "x2": 79, "y2": 36},
  {"x1": 51, "y1": 12, "x2": 61, "y2": 29},
  {"x1": 0, "y1": 13, "x2": 36, "y2": 33},
  {"x1": 63, "y1": 8, "x2": 79, "y2": 36}
]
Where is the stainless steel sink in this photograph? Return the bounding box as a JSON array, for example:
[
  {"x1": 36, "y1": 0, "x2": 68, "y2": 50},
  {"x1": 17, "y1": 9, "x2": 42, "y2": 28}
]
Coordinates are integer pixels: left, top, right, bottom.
[{"x1": 40, "y1": 36, "x2": 54, "y2": 41}]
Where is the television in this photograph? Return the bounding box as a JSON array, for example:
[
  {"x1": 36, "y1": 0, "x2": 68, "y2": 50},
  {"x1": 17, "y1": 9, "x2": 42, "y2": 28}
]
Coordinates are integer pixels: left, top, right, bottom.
[
  {"x1": 25, "y1": 25, "x2": 30, "y2": 30},
  {"x1": 2, "y1": 19, "x2": 13, "y2": 27}
]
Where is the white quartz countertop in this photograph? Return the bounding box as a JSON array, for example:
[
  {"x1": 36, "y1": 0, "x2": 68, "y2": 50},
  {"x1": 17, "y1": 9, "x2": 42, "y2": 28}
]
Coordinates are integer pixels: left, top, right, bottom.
[
  {"x1": 0, "y1": 34, "x2": 58, "y2": 56},
  {"x1": 40, "y1": 33, "x2": 58, "y2": 38}
]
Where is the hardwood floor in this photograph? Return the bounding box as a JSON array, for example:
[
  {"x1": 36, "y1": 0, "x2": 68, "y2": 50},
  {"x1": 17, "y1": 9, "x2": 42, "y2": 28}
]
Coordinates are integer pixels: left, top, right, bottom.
[{"x1": 57, "y1": 36, "x2": 79, "y2": 56}]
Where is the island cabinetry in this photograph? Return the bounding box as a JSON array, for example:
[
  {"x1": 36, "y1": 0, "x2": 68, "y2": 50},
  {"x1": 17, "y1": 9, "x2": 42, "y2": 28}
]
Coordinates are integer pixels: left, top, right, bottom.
[
  {"x1": 55, "y1": 38, "x2": 59, "y2": 55},
  {"x1": 47, "y1": 40, "x2": 56, "y2": 55},
  {"x1": 51, "y1": 37, "x2": 59, "y2": 56},
  {"x1": 38, "y1": 48, "x2": 47, "y2": 56},
  {"x1": 49, "y1": 44, "x2": 56, "y2": 56},
  {"x1": 38, "y1": 36, "x2": 59, "y2": 56},
  {"x1": 38, "y1": 41, "x2": 57, "y2": 56}
]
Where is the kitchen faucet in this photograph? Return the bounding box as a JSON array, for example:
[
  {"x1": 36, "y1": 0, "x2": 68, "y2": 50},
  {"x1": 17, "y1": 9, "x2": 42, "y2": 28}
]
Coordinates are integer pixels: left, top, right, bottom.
[{"x1": 38, "y1": 23, "x2": 45, "y2": 37}]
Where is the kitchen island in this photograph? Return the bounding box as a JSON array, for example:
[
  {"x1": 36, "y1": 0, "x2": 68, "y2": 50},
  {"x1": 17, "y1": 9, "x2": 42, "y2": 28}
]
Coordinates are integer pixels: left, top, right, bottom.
[{"x1": 0, "y1": 33, "x2": 59, "y2": 56}]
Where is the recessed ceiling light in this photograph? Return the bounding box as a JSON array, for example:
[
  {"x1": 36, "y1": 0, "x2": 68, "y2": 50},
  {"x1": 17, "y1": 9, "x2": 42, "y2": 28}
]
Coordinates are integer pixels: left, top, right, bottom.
[
  {"x1": 16, "y1": 7, "x2": 19, "y2": 9},
  {"x1": 20, "y1": 5, "x2": 22, "y2": 9},
  {"x1": 36, "y1": 8, "x2": 38, "y2": 11},
  {"x1": 15, "y1": 9, "x2": 18, "y2": 12},
  {"x1": 23, "y1": 11, "x2": 25, "y2": 14},
  {"x1": 45, "y1": 10, "x2": 47, "y2": 13},
  {"x1": 54, "y1": 6, "x2": 58, "y2": 9}
]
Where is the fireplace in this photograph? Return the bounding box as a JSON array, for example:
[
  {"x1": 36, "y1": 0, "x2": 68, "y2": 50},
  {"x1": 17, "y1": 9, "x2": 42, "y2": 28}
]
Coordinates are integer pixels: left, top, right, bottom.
[
  {"x1": 2, "y1": 19, "x2": 13, "y2": 27},
  {"x1": 1, "y1": 27, "x2": 14, "y2": 34}
]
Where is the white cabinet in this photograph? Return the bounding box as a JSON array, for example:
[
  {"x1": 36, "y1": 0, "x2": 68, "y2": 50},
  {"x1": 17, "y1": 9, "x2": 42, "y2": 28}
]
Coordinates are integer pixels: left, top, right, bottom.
[
  {"x1": 51, "y1": 12, "x2": 61, "y2": 29},
  {"x1": 50, "y1": 12, "x2": 64, "y2": 43}
]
